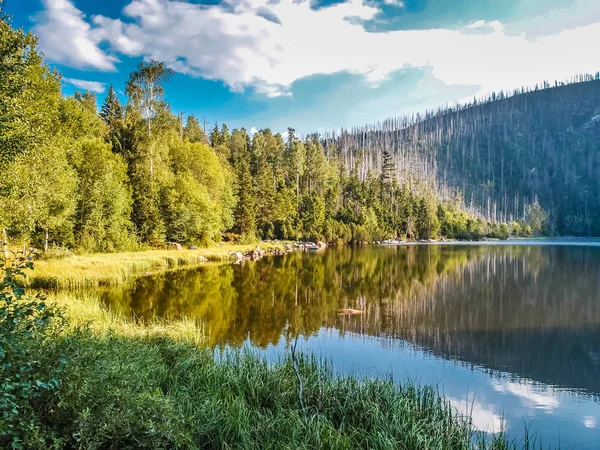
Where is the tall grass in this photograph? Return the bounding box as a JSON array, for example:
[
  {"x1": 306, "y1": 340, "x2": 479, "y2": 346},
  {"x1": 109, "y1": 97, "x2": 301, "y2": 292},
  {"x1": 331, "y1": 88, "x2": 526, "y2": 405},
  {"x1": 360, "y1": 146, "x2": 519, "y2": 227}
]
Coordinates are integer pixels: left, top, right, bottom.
[
  {"x1": 27, "y1": 242, "x2": 287, "y2": 289},
  {"x1": 34, "y1": 291, "x2": 528, "y2": 449}
]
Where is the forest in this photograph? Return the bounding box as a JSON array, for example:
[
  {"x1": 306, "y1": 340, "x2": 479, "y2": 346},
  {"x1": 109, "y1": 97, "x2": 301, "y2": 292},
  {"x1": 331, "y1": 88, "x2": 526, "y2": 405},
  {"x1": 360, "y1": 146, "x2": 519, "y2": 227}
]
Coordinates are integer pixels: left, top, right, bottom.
[
  {"x1": 326, "y1": 76, "x2": 600, "y2": 235},
  {"x1": 1, "y1": 8, "x2": 598, "y2": 253}
]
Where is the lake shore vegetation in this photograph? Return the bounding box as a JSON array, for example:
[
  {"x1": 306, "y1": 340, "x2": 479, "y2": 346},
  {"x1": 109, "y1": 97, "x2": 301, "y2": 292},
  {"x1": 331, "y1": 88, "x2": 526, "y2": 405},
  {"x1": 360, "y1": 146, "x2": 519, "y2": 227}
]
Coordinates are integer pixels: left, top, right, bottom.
[
  {"x1": 2, "y1": 253, "x2": 525, "y2": 449},
  {"x1": 24, "y1": 241, "x2": 288, "y2": 289}
]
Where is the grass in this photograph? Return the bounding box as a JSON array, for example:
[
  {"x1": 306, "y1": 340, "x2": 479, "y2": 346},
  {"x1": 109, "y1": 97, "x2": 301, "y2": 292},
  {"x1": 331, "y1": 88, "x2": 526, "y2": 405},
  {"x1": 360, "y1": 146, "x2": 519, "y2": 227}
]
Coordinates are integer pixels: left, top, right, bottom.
[
  {"x1": 5, "y1": 256, "x2": 528, "y2": 449},
  {"x1": 31, "y1": 291, "x2": 524, "y2": 450},
  {"x1": 25, "y1": 241, "x2": 288, "y2": 289},
  {"x1": 34, "y1": 291, "x2": 514, "y2": 449}
]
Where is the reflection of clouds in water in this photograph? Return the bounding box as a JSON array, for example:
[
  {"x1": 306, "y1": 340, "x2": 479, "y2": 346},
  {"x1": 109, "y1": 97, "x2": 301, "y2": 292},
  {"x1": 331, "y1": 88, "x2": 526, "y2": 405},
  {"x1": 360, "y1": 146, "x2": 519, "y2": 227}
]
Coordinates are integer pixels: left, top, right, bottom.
[
  {"x1": 492, "y1": 381, "x2": 559, "y2": 412},
  {"x1": 584, "y1": 416, "x2": 597, "y2": 428},
  {"x1": 448, "y1": 396, "x2": 506, "y2": 433}
]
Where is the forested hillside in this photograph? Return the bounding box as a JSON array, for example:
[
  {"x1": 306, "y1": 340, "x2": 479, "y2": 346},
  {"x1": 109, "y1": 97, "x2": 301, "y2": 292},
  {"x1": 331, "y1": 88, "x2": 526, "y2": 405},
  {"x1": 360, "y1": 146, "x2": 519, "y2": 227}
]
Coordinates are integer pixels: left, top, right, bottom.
[
  {"x1": 1, "y1": 6, "x2": 598, "y2": 252},
  {"x1": 327, "y1": 76, "x2": 600, "y2": 235}
]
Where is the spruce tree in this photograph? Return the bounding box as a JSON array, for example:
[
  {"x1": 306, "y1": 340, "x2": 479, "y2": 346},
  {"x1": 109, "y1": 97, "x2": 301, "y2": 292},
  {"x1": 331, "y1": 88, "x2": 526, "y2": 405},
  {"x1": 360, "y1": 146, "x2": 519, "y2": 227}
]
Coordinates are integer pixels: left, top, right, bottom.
[{"x1": 100, "y1": 85, "x2": 123, "y2": 128}]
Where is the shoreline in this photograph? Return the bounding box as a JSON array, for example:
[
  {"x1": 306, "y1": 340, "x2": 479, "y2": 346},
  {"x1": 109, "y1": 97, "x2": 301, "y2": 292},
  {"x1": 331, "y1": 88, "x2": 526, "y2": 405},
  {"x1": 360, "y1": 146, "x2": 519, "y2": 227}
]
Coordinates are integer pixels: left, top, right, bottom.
[
  {"x1": 26, "y1": 237, "x2": 600, "y2": 289},
  {"x1": 371, "y1": 236, "x2": 600, "y2": 247},
  {"x1": 38, "y1": 289, "x2": 515, "y2": 449},
  {"x1": 26, "y1": 241, "x2": 289, "y2": 289}
]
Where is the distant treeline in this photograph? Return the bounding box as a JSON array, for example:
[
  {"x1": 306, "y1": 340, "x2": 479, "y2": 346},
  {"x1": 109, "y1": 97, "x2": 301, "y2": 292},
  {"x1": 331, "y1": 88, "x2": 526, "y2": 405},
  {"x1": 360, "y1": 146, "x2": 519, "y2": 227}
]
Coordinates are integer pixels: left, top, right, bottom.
[
  {"x1": 324, "y1": 75, "x2": 600, "y2": 235},
  {"x1": 0, "y1": 9, "x2": 581, "y2": 252}
]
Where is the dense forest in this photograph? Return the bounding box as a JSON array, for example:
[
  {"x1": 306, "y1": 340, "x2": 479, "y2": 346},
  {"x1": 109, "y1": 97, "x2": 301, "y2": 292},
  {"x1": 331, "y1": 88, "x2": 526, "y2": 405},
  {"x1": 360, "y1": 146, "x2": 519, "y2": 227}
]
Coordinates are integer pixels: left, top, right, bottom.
[{"x1": 1, "y1": 7, "x2": 597, "y2": 252}]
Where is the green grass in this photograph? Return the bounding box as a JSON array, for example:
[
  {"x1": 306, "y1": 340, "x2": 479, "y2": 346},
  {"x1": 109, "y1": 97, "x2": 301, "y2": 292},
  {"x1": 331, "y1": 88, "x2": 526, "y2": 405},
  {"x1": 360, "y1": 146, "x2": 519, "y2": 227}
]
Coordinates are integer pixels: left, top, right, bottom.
[
  {"x1": 4, "y1": 257, "x2": 531, "y2": 449},
  {"x1": 41, "y1": 333, "x2": 515, "y2": 449},
  {"x1": 29, "y1": 291, "x2": 523, "y2": 450},
  {"x1": 26, "y1": 242, "x2": 287, "y2": 289}
]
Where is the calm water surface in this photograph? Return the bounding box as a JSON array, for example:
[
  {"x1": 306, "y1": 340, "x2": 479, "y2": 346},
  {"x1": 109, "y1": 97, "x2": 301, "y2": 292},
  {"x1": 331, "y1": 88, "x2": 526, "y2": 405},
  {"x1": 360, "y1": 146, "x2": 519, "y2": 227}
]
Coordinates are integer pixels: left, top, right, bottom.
[{"x1": 103, "y1": 241, "x2": 600, "y2": 448}]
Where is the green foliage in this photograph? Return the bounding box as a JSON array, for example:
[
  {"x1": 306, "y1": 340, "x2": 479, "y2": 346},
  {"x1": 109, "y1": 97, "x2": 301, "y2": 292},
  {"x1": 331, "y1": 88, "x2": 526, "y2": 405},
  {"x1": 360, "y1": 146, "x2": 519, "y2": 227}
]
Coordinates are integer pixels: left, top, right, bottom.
[
  {"x1": 0, "y1": 10, "x2": 61, "y2": 170},
  {"x1": 125, "y1": 59, "x2": 173, "y2": 136},
  {"x1": 0, "y1": 143, "x2": 77, "y2": 244},
  {"x1": 0, "y1": 252, "x2": 64, "y2": 448},
  {"x1": 183, "y1": 114, "x2": 206, "y2": 144},
  {"x1": 526, "y1": 201, "x2": 549, "y2": 236},
  {"x1": 100, "y1": 85, "x2": 123, "y2": 129},
  {"x1": 300, "y1": 194, "x2": 325, "y2": 240},
  {"x1": 35, "y1": 330, "x2": 515, "y2": 449},
  {"x1": 165, "y1": 140, "x2": 235, "y2": 244},
  {"x1": 75, "y1": 139, "x2": 135, "y2": 252}
]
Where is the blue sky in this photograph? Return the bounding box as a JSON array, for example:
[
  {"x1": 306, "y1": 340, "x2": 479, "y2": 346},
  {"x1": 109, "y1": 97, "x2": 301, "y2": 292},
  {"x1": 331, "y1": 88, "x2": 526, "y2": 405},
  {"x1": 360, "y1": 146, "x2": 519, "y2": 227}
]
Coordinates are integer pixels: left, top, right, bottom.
[{"x1": 6, "y1": 0, "x2": 600, "y2": 133}]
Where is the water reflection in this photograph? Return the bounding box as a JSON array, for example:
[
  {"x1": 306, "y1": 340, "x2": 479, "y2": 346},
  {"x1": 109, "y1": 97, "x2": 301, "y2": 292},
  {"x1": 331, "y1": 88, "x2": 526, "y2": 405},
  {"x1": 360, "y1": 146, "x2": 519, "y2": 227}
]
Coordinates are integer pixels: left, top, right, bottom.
[{"x1": 103, "y1": 244, "x2": 600, "y2": 447}]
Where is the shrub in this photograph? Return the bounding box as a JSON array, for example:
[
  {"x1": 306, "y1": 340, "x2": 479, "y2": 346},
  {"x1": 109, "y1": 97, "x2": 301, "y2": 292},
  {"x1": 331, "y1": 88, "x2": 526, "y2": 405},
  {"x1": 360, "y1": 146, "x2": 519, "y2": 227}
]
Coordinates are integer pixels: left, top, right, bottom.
[{"x1": 0, "y1": 252, "x2": 65, "y2": 448}]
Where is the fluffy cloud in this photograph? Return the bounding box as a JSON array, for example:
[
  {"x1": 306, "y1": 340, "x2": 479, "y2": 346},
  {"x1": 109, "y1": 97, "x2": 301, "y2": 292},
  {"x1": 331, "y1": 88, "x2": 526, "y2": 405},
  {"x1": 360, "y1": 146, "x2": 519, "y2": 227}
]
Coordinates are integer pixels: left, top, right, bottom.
[
  {"x1": 492, "y1": 380, "x2": 560, "y2": 412},
  {"x1": 382, "y1": 0, "x2": 404, "y2": 7},
  {"x1": 63, "y1": 77, "x2": 106, "y2": 93},
  {"x1": 447, "y1": 396, "x2": 506, "y2": 433},
  {"x1": 33, "y1": 0, "x2": 600, "y2": 99},
  {"x1": 32, "y1": 0, "x2": 118, "y2": 71}
]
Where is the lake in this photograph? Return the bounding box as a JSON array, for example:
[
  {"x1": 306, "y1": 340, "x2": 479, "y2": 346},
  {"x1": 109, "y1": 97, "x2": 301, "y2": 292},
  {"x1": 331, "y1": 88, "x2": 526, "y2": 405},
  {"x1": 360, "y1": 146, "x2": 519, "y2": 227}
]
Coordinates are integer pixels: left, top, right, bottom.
[{"x1": 103, "y1": 240, "x2": 600, "y2": 448}]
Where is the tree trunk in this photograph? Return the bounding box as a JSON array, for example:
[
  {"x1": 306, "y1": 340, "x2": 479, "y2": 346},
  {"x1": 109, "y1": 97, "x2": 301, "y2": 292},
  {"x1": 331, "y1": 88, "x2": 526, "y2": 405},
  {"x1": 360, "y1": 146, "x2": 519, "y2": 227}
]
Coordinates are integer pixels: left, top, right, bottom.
[{"x1": 45, "y1": 228, "x2": 49, "y2": 252}]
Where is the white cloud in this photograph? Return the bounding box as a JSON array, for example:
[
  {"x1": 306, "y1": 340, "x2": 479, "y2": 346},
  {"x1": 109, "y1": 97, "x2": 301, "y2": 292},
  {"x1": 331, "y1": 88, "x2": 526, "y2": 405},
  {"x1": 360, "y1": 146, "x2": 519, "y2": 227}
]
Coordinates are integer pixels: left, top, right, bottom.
[
  {"x1": 63, "y1": 77, "x2": 106, "y2": 93},
  {"x1": 33, "y1": 0, "x2": 600, "y2": 101},
  {"x1": 464, "y1": 19, "x2": 504, "y2": 33},
  {"x1": 382, "y1": 0, "x2": 404, "y2": 7},
  {"x1": 448, "y1": 396, "x2": 506, "y2": 433},
  {"x1": 584, "y1": 416, "x2": 597, "y2": 428},
  {"x1": 32, "y1": 0, "x2": 118, "y2": 71},
  {"x1": 492, "y1": 381, "x2": 559, "y2": 412}
]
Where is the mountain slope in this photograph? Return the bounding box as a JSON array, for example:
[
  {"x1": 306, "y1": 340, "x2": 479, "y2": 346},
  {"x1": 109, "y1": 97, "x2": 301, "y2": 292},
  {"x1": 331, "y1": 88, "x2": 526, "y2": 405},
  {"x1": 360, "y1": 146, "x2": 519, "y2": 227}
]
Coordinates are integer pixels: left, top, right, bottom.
[{"x1": 329, "y1": 76, "x2": 600, "y2": 235}]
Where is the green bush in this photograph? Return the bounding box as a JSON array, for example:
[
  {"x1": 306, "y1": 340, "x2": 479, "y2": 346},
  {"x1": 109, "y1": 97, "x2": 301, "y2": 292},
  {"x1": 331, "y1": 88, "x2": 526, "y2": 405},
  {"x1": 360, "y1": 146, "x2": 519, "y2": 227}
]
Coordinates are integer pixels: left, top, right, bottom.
[{"x1": 0, "y1": 252, "x2": 64, "y2": 448}]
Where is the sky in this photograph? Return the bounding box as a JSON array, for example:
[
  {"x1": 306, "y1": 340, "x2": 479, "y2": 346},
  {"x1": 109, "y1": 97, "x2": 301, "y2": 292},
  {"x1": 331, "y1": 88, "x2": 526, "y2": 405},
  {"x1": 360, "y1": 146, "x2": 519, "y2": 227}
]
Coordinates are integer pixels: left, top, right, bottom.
[{"x1": 5, "y1": 0, "x2": 600, "y2": 133}]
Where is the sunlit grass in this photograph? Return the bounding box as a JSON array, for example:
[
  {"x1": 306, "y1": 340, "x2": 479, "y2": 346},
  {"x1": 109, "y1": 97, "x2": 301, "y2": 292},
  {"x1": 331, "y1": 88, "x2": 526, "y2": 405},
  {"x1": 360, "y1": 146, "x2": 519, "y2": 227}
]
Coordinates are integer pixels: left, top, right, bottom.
[
  {"x1": 26, "y1": 242, "x2": 287, "y2": 289},
  {"x1": 38, "y1": 290, "x2": 529, "y2": 449},
  {"x1": 48, "y1": 290, "x2": 205, "y2": 345}
]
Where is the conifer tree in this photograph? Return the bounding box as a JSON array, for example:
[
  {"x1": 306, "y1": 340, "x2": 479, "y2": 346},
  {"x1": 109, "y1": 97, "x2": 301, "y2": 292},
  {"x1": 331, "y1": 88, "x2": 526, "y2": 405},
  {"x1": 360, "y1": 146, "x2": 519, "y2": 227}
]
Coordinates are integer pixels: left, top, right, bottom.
[{"x1": 100, "y1": 85, "x2": 123, "y2": 128}]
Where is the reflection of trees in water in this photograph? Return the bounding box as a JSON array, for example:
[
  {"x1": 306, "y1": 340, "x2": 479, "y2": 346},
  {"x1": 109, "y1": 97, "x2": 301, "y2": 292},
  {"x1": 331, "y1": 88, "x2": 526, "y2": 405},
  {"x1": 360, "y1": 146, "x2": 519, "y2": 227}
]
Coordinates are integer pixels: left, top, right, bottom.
[
  {"x1": 104, "y1": 246, "x2": 479, "y2": 346},
  {"x1": 335, "y1": 246, "x2": 600, "y2": 396},
  {"x1": 103, "y1": 245, "x2": 600, "y2": 394}
]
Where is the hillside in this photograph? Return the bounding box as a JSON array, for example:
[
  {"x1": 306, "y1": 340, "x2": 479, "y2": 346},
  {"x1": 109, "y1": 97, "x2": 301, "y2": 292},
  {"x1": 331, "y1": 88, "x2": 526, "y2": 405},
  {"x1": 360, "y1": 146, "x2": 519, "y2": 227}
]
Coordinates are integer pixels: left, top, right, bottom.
[{"x1": 327, "y1": 76, "x2": 600, "y2": 235}]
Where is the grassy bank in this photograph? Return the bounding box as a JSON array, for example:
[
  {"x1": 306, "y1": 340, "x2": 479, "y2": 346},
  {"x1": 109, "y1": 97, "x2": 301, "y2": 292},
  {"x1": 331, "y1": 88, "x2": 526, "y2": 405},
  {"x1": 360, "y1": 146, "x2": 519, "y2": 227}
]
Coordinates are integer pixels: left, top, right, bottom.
[
  {"x1": 27, "y1": 292, "x2": 516, "y2": 450},
  {"x1": 26, "y1": 242, "x2": 287, "y2": 289},
  {"x1": 4, "y1": 258, "x2": 521, "y2": 449}
]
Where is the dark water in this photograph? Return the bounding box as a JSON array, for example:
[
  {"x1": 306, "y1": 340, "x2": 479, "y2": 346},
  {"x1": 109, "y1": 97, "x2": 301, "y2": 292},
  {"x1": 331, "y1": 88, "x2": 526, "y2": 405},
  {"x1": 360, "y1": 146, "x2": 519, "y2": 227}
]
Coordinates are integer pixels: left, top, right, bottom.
[{"x1": 103, "y1": 241, "x2": 600, "y2": 448}]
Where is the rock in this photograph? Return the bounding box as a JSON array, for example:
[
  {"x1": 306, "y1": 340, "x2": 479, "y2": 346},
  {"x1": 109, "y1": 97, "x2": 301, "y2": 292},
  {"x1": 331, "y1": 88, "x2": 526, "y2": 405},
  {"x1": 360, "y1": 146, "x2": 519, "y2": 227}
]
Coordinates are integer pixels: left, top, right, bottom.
[
  {"x1": 166, "y1": 242, "x2": 182, "y2": 250},
  {"x1": 316, "y1": 241, "x2": 327, "y2": 249},
  {"x1": 188, "y1": 245, "x2": 199, "y2": 250},
  {"x1": 246, "y1": 249, "x2": 260, "y2": 260},
  {"x1": 338, "y1": 308, "x2": 363, "y2": 315},
  {"x1": 285, "y1": 244, "x2": 292, "y2": 252},
  {"x1": 229, "y1": 251, "x2": 244, "y2": 261},
  {"x1": 199, "y1": 256, "x2": 207, "y2": 262}
]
